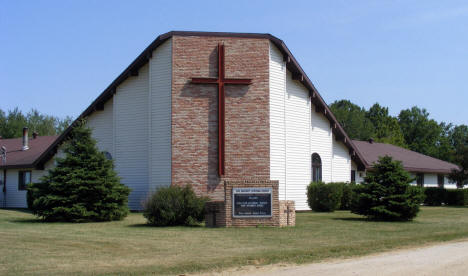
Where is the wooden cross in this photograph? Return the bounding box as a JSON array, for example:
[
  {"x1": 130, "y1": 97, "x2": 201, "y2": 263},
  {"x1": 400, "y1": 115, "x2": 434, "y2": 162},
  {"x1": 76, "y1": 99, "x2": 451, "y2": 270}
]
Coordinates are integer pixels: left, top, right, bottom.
[{"x1": 191, "y1": 44, "x2": 252, "y2": 177}]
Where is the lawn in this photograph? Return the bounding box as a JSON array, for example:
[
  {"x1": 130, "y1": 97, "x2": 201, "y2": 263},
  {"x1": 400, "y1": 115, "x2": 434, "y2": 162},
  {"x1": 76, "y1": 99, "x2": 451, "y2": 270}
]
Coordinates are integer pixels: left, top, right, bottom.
[{"x1": 1, "y1": 207, "x2": 468, "y2": 275}]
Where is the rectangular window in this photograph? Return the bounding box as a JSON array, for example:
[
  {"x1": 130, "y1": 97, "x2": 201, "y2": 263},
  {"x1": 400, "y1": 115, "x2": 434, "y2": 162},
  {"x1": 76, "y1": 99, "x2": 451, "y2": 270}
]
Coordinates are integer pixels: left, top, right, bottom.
[
  {"x1": 438, "y1": 174, "x2": 445, "y2": 188},
  {"x1": 351, "y1": 170, "x2": 356, "y2": 183},
  {"x1": 18, "y1": 171, "x2": 31, "y2": 191},
  {"x1": 416, "y1": 173, "x2": 424, "y2": 187}
]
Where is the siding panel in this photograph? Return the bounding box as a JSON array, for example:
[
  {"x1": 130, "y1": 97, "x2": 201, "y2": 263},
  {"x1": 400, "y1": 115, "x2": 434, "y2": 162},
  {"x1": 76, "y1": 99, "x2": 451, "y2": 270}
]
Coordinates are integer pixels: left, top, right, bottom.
[
  {"x1": 269, "y1": 42, "x2": 287, "y2": 199},
  {"x1": 87, "y1": 100, "x2": 114, "y2": 155},
  {"x1": 149, "y1": 39, "x2": 172, "y2": 193},
  {"x1": 2, "y1": 169, "x2": 46, "y2": 208},
  {"x1": 114, "y1": 64, "x2": 149, "y2": 210},
  {"x1": 332, "y1": 139, "x2": 351, "y2": 182},
  {"x1": 310, "y1": 110, "x2": 333, "y2": 183},
  {"x1": 285, "y1": 71, "x2": 311, "y2": 210}
]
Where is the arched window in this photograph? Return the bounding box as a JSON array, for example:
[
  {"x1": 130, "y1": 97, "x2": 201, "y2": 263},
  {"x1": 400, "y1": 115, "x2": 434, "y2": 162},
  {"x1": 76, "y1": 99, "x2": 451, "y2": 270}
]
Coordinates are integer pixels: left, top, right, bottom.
[
  {"x1": 103, "y1": 151, "x2": 113, "y2": 160},
  {"x1": 312, "y1": 153, "x2": 322, "y2": 182}
]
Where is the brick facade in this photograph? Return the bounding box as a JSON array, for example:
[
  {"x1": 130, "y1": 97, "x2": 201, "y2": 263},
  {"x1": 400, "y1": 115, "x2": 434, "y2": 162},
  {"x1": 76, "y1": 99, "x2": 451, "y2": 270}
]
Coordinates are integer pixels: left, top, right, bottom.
[{"x1": 171, "y1": 35, "x2": 270, "y2": 200}]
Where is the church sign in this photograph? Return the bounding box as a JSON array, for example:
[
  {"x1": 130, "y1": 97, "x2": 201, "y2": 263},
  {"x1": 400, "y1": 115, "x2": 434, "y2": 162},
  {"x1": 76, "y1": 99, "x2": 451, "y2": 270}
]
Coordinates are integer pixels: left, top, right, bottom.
[{"x1": 232, "y1": 187, "x2": 272, "y2": 218}]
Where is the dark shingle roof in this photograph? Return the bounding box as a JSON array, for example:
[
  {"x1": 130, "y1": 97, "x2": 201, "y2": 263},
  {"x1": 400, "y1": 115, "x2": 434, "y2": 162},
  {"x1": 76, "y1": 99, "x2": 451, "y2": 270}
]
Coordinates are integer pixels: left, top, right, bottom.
[
  {"x1": 0, "y1": 136, "x2": 58, "y2": 169},
  {"x1": 353, "y1": 140, "x2": 459, "y2": 174}
]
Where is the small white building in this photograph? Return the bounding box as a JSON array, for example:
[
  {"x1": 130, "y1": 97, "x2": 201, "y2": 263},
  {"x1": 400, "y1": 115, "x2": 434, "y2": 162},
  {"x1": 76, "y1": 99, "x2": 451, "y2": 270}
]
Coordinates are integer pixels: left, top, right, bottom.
[
  {"x1": 0, "y1": 129, "x2": 57, "y2": 208},
  {"x1": 352, "y1": 139, "x2": 459, "y2": 189}
]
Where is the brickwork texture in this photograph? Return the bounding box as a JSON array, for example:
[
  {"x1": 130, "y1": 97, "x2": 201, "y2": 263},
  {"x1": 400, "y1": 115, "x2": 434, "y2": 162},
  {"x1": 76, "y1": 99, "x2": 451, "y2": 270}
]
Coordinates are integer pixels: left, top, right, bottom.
[{"x1": 171, "y1": 35, "x2": 270, "y2": 200}]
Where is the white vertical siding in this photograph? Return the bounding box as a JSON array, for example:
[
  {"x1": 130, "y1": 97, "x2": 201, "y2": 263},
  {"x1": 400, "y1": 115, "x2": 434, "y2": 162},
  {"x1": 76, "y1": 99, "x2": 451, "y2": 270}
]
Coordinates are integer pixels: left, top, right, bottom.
[
  {"x1": 86, "y1": 99, "x2": 114, "y2": 156},
  {"x1": 285, "y1": 70, "x2": 312, "y2": 210},
  {"x1": 332, "y1": 138, "x2": 351, "y2": 182},
  {"x1": 4, "y1": 170, "x2": 24, "y2": 208},
  {"x1": 351, "y1": 161, "x2": 366, "y2": 183},
  {"x1": 149, "y1": 39, "x2": 172, "y2": 194},
  {"x1": 269, "y1": 43, "x2": 353, "y2": 210},
  {"x1": 114, "y1": 64, "x2": 150, "y2": 210},
  {"x1": 269, "y1": 42, "x2": 287, "y2": 199},
  {"x1": 310, "y1": 110, "x2": 333, "y2": 183},
  {"x1": 1, "y1": 169, "x2": 46, "y2": 208}
]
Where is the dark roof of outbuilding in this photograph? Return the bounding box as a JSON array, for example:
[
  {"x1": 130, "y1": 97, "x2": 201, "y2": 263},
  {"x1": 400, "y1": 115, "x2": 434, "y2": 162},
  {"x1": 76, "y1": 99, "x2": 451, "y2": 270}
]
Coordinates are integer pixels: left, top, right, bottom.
[
  {"x1": 0, "y1": 136, "x2": 58, "y2": 169},
  {"x1": 353, "y1": 140, "x2": 459, "y2": 174},
  {"x1": 35, "y1": 31, "x2": 368, "y2": 169}
]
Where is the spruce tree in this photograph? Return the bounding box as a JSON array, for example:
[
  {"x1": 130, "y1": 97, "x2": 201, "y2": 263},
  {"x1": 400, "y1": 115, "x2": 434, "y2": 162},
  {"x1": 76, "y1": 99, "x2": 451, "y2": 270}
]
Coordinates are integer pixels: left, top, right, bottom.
[
  {"x1": 351, "y1": 156, "x2": 425, "y2": 221},
  {"x1": 27, "y1": 120, "x2": 130, "y2": 222}
]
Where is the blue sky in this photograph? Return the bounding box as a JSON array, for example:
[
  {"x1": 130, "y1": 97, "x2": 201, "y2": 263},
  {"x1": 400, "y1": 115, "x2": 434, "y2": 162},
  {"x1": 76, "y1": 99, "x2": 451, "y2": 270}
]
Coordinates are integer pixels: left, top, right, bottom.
[{"x1": 1, "y1": 0, "x2": 467, "y2": 125}]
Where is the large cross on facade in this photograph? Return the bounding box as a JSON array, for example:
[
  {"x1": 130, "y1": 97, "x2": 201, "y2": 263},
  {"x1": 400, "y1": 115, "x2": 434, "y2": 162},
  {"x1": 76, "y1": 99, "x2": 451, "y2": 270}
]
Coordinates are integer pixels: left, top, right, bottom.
[{"x1": 191, "y1": 44, "x2": 252, "y2": 177}]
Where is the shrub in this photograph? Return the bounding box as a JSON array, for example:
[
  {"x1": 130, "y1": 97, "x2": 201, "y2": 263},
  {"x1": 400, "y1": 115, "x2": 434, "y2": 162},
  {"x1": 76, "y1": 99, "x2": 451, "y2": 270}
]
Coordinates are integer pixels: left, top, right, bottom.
[
  {"x1": 445, "y1": 189, "x2": 467, "y2": 206},
  {"x1": 351, "y1": 156, "x2": 425, "y2": 221},
  {"x1": 27, "y1": 121, "x2": 130, "y2": 222},
  {"x1": 339, "y1": 182, "x2": 357, "y2": 210},
  {"x1": 423, "y1": 187, "x2": 446, "y2": 206},
  {"x1": 307, "y1": 182, "x2": 343, "y2": 212},
  {"x1": 143, "y1": 185, "x2": 209, "y2": 226}
]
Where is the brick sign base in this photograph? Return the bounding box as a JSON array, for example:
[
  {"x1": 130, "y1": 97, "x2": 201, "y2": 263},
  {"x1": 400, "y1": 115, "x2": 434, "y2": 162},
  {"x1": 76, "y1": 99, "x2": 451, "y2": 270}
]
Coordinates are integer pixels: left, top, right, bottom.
[{"x1": 205, "y1": 179, "x2": 295, "y2": 227}]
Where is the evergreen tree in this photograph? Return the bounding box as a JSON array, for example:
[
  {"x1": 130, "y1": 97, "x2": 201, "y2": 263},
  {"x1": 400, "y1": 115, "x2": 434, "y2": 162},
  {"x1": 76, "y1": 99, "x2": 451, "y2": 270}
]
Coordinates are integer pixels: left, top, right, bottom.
[
  {"x1": 27, "y1": 120, "x2": 130, "y2": 222},
  {"x1": 351, "y1": 156, "x2": 425, "y2": 221}
]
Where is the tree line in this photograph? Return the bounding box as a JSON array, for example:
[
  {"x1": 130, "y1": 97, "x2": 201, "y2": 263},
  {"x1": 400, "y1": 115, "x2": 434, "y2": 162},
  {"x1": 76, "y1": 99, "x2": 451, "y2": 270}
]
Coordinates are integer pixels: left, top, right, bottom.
[
  {"x1": 0, "y1": 107, "x2": 73, "y2": 139},
  {"x1": 330, "y1": 100, "x2": 468, "y2": 164}
]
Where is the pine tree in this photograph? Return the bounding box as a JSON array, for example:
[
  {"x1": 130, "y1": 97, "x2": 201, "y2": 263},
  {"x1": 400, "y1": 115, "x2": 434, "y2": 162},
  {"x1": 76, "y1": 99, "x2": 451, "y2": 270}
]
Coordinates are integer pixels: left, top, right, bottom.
[
  {"x1": 351, "y1": 156, "x2": 425, "y2": 221},
  {"x1": 27, "y1": 120, "x2": 130, "y2": 222}
]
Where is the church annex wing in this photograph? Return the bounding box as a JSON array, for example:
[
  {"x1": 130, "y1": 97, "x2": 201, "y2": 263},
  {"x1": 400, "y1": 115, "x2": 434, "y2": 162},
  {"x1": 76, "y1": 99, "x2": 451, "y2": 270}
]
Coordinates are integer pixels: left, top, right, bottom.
[{"x1": 34, "y1": 31, "x2": 367, "y2": 170}]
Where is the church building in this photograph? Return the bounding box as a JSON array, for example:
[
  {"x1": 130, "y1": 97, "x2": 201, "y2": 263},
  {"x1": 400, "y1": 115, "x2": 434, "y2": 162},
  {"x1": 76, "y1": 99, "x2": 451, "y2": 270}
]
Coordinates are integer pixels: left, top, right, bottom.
[{"x1": 0, "y1": 31, "x2": 458, "y2": 212}]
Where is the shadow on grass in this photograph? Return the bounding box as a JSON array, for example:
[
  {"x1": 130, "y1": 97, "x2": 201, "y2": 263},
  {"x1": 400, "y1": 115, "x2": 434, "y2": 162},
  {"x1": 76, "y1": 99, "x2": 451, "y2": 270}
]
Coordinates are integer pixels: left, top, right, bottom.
[
  {"x1": 127, "y1": 223, "x2": 151, "y2": 228},
  {"x1": 9, "y1": 218, "x2": 45, "y2": 223},
  {"x1": 127, "y1": 223, "x2": 205, "y2": 228},
  {"x1": 332, "y1": 217, "x2": 419, "y2": 223},
  {"x1": 332, "y1": 217, "x2": 370, "y2": 222}
]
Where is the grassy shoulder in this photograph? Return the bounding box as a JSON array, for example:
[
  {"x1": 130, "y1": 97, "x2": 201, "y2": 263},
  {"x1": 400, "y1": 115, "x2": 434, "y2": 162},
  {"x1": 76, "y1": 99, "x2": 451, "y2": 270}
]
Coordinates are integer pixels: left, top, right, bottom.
[{"x1": 1, "y1": 207, "x2": 468, "y2": 275}]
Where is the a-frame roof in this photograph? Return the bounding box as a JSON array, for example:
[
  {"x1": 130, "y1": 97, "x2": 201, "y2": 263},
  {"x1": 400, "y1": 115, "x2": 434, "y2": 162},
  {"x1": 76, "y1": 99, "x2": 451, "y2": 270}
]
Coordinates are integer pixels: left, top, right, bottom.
[{"x1": 35, "y1": 31, "x2": 367, "y2": 169}]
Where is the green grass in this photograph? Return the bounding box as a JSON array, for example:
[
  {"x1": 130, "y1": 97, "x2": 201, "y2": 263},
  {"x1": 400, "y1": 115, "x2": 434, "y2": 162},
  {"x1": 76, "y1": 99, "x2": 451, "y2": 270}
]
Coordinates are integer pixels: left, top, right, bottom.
[{"x1": 1, "y1": 207, "x2": 468, "y2": 275}]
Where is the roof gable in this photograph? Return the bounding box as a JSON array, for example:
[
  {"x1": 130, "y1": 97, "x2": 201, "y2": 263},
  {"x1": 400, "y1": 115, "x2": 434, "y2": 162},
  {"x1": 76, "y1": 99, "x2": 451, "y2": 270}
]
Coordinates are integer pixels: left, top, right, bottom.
[{"x1": 36, "y1": 31, "x2": 367, "y2": 169}]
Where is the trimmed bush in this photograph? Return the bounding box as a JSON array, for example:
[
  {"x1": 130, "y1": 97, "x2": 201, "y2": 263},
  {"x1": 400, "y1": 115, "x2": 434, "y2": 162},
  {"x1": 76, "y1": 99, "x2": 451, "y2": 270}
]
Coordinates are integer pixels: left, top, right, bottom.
[
  {"x1": 340, "y1": 182, "x2": 357, "y2": 210},
  {"x1": 27, "y1": 121, "x2": 130, "y2": 222},
  {"x1": 143, "y1": 185, "x2": 209, "y2": 226},
  {"x1": 445, "y1": 189, "x2": 467, "y2": 206},
  {"x1": 307, "y1": 182, "x2": 343, "y2": 212},
  {"x1": 424, "y1": 187, "x2": 446, "y2": 206},
  {"x1": 351, "y1": 156, "x2": 425, "y2": 221}
]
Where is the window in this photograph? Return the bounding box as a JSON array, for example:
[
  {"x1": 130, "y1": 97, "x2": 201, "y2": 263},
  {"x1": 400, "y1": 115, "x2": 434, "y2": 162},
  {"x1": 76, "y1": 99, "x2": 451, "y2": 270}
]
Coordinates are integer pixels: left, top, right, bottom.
[
  {"x1": 438, "y1": 174, "x2": 445, "y2": 188},
  {"x1": 103, "y1": 151, "x2": 112, "y2": 160},
  {"x1": 416, "y1": 173, "x2": 424, "y2": 187},
  {"x1": 18, "y1": 171, "x2": 31, "y2": 191},
  {"x1": 351, "y1": 170, "x2": 356, "y2": 183},
  {"x1": 312, "y1": 153, "x2": 322, "y2": 182}
]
